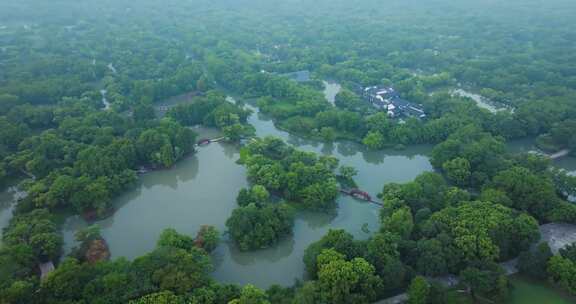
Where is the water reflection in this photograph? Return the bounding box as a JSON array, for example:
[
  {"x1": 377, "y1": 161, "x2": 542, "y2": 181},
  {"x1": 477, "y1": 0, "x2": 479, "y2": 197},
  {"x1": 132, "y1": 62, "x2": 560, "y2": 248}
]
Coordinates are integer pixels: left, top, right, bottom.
[
  {"x1": 62, "y1": 140, "x2": 248, "y2": 259},
  {"x1": 336, "y1": 140, "x2": 359, "y2": 157},
  {"x1": 299, "y1": 209, "x2": 337, "y2": 230},
  {"x1": 212, "y1": 197, "x2": 381, "y2": 287},
  {"x1": 321, "y1": 142, "x2": 335, "y2": 155},
  {"x1": 63, "y1": 97, "x2": 433, "y2": 288},
  {"x1": 223, "y1": 236, "x2": 297, "y2": 266},
  {"x1": 221, "y1": 141, "x2": 241, "y2": 159},
  {"x1": 508, "y1": 138, "x2": 576, "y2": 174}
]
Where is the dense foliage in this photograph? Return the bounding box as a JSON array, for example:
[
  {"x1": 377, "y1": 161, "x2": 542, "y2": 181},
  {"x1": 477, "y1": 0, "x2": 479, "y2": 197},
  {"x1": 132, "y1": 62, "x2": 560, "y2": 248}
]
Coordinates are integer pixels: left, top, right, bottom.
[
  {"x1": 239, "y1": 137, "x2": 340, "y2": 210},
  {"x1": 1, "y1": 0, "x2": 576, "y2": 302},
  {"x1": 226, "y1": 203, "x2": 294, "y2": 251}
]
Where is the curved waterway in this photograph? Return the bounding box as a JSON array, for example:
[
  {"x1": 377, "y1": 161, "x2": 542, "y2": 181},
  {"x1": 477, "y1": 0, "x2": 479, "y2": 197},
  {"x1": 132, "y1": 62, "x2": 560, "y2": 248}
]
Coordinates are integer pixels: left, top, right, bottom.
[
  {"x1": 5, "y1": 88, "x2": 575, "y2": 288},
  {"x1": 61, "y1": 92, "x2": 433, "y2": 287},
  {"x1": 63, "y1": 127, "x2": 248, "y2": 257}
]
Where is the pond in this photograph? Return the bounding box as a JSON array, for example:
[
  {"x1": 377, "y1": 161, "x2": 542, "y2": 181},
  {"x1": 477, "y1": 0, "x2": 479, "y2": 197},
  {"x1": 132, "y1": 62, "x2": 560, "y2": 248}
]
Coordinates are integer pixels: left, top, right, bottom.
[
  {"x1": 62, "y1": 97, "x2": 434, "y2": 288},
  {"x1": 508, "y1": 275, "x2": 576, "y2": 304},
  {"x1": 63, "y1": 127, "x2": 248, "y2": 258},
  {"x1": 2, "y1": 89, "x2": 574, "y2": 289}
]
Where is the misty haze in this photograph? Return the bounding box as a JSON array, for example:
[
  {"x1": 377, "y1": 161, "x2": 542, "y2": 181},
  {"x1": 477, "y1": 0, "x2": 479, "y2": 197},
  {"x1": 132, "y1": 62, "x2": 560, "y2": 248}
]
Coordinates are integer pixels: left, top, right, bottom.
[{"x1": 0, "y1": 1, "x2": 576, "y2": 303}]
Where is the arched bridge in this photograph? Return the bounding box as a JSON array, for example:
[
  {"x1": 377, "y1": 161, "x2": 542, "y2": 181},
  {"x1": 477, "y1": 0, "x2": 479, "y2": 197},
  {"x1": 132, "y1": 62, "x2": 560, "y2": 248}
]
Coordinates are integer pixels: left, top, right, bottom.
[{"x1": 339, "y1": 188, "x2": 383, "y2": 206}]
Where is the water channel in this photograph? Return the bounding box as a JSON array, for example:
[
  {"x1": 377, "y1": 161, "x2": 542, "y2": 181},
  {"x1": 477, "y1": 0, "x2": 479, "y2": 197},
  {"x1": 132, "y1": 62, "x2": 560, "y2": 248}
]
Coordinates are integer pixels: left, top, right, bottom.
[
  {"x1": 508, "y1": 138, "x2": 576, "y2": 174},
  {"x1": 508, "y1": 275, "x2": 576, "y2": 304},
  {"x1": 1, "y1": 84, "x2": 574, "y2": 290},
  {"x1": 60, "y1": 88, "x2": 434, "y2": 288}
]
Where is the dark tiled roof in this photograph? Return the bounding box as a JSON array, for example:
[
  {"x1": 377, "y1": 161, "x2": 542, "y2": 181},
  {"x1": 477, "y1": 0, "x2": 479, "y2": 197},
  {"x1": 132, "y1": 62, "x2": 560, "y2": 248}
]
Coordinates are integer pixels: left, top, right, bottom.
[{"x1": 363, "y1": 86, "x2": 426, "y2": 118}]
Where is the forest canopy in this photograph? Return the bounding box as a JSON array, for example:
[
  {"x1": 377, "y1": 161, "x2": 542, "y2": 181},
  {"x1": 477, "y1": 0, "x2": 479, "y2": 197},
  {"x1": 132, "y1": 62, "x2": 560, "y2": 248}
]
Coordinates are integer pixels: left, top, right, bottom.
[{"x1": 0, "y1": 0, "x2": 576, "y2": 303}]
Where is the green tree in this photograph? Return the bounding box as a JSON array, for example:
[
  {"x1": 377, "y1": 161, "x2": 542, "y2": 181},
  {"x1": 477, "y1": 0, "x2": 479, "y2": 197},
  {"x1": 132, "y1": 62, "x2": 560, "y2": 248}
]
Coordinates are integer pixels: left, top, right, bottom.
[
  {"x1": 3, "y1": 209, "x2": 62, "y2": 261},
  {"x1": 129, "y1": 291, "x2": 185, "y2": 304},
  {"x1": 442, "y1": 157, "x2": 471, "y2": 186},
  {"x1": 157, "y1": 228, "x2": 195, "y2": 251},
  {"x1": 229, "y1": 284, "x2": 270, "y2": 304},
  {"x1": 131, "y1": 247, "x2": 213, "y2": 294},
  {"x1": 316, "y1": 249, "x2": 383, "y2": 304},
  {"x1": 428, "y1": 201, "x2": 539, "y2": 262},
  {"x1": 300, "y1": 180, "x2": 339, "y2": 210},
  {"x1": 303, "y1": 229, "x2": 360, "y2": 278},
  {"x1": 195, "y1": 225, "x2": 220, "y2": 253},
  {"x1": 133, "y1": 103, "x2": 156, "y2": 122},
  {"x1": 293, "y1": 282, "x2": 321, "y2": 304},
  {"x1": 40, "y1": 258, "x2": 90, "y2": 301},
  {"x1": 408, "y1": 276, "x2": 430, "y2": 304},
  {"x1": 223, "y1": 123, "x2": 247, "y2": 142},
  {"x1": 362, "y1": 131, "x2": 385, "y2": 150},
  {"x1": 560, "y1": 243, "x2": 576, "y2": 262},
  {"x1": 0, "y1": 280, "x2": 34, "y2": 304},
  {"x1": 159, "y1": 143, "x2": 175, "y2": 168},
  {"x1": 226, "y1": 203, "x2": 294, "y2": 251},
  {"x1": 75, "y1": 225, "x2": 102, "y2": 243},
  {"x1": 548, "y1": 254, "x2": 576, "y2": 294},
  {"x1": 365, "y1": 232, "x2": 405, "y2": 292},
  {"x1": 415, "y1": 238, "x2": 449, "y2": 276},
  {"x1": 460, "y1": 261, "x2": 509, "y2": 302},
  {"x1": 334, "y1": 90, "x2": 362, "y2": 110},
  {"x1": 492, "y1": 166, "x2": 560, "y2": 220},
  {"x1": 518, "y1": 242, "x2": 553, "y2": 280},
  {"x1": 320, "y1": 127, "x2": 336, "y2": 142},
  {"x1": 381, "y1": 206, "x2": 414, "y2": 239},
  {"x1": 339, "y1": 166, "x2": 358, "y2": 180},
  {"x1": 237, "y1": 185, "x2": 270, "y2": 207}
]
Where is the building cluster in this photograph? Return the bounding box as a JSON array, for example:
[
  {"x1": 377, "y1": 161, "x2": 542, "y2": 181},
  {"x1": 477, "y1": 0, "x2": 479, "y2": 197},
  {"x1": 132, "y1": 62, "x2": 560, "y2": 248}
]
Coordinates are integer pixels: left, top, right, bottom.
[{"x1": 362, "y1": 86, "x2": 426, "y2": 119}]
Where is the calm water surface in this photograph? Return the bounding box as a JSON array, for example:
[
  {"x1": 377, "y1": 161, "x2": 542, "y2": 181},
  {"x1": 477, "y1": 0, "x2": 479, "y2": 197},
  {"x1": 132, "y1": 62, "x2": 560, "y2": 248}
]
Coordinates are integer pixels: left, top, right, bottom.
[
  {"x1": 508, "y1": 138, "x2": 576, "y2": 174},
  {"x1": 63, "y1": 127, "x2": 248, "y2": 258},
  {"x1": 508, "y1": 275, "x2": 576, "y2": 304},
  {"x1": 4, "y1": 89, "x2": 574, "y2": 288},
  {"x1": 63, "y1": 92, "x2": 434, "y2": 287},
  {"x1": 210, "y1": 101, "x2": 433, "y2": 286},
  {"x1": 59, "y1": 93, "x2": 576, "y2": 288}
]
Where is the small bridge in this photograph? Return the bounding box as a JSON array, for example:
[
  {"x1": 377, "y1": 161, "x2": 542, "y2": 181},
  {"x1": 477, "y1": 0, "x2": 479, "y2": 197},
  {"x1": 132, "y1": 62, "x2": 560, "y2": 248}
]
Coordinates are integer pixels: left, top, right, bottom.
[
  {"x1": 530, "y1": 149, "x2": 571, "y2": 160},
  {"x1": 339, "y1": 189, "x2": 383, "y2": 206},
  {"x1": 550, "y1": 149, "x2": 571, "y2": 160},
  {"x1": 196, "y1": 137, "x2": 226, "y2": 147}
]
